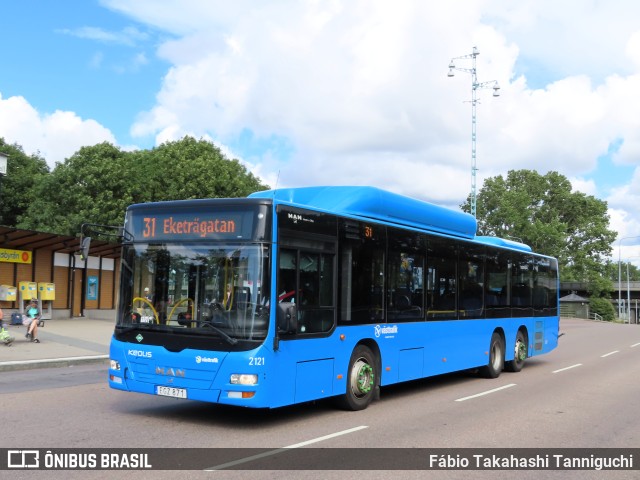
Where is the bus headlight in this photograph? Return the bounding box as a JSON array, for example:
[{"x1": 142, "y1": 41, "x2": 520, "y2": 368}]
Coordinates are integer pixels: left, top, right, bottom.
[
  {"x1": 110, "y1": 360, "x2": 121, "y2": 371},
  {"x1": 230, "y1": 374, "x2": 258, "y2": 385}
]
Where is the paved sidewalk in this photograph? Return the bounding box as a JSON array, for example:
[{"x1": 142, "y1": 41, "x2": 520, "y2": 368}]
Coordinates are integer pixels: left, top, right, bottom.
[{"x1": 0, "y1": 317, "x2": 114, "y2": 372}]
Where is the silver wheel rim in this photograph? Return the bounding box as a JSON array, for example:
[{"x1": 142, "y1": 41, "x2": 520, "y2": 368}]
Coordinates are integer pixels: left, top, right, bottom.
[
  {"x1": 491, "y1": 341, "x2": 502, "y2": 371},
  {"x1": 515, "y1": 339, "x2": 526, "y2": 362},
  {"x1": 350, "y1": 357, "x2": 374, "y2": 398}
]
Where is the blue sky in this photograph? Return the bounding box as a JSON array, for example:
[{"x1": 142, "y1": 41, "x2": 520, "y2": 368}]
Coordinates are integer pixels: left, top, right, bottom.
[
  {"x1": 3, "y1": 0, "x2": 640, "y2": 256},
  {"x1": 1, "y1": 0, "x2": 166, "y2": 148}
]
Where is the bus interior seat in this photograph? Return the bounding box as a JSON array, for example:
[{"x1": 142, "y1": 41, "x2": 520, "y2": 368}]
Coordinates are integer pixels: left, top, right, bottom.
[
  {"x1": 511, "y1": 284, "x2": 531, "y2": 306},
  {"x1": 485, "y1": 293, "x2": 500, "y2": 306},
  {"x1": 532, "y1": 286, "x2": 548, "y2": 307},
  {"x1": 437, "y1": 293, "x2": 456, "y2": 310},
  {"x1": 461, "y1": 296, "x2": 483, "y2": 317}
]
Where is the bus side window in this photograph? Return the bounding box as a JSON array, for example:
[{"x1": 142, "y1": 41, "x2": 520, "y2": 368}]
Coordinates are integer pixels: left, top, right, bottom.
[
  {"x1": 279, "y1": 244, "x2": 336, "y2": 334},
  {"x1": 386, "y1": 229, "x2": 425, "y2": 321},
  {"x1": 278, "y1": 248, "x2": 297, "y2": 304},
  {"x1": 458, "y1": 242, "x2": 484, "y2": 319},
  {"x1": 338, "y1": 222, "x2": 385, "y2": 324},
  {"x1": 426, "y1": 237, "x2": 457, "y2": 320},
  {"x1": 298, "y1": 252, "x2": 335, "y2": 334}
]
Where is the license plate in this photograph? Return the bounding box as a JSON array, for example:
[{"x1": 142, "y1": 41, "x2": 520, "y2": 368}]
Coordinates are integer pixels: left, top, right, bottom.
[{"x1": 156, "y1": 386, "x2": 187, "y2": 399}]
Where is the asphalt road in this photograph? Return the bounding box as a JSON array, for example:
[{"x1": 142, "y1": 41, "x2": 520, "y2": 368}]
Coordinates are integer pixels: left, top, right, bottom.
[{"x1": 2, "y1": 318, "x2": 639, "y2": 480}]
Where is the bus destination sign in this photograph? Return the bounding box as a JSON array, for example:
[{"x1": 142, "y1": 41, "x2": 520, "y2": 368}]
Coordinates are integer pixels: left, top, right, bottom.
[
  {"x1": 141, "y1": 215, "x2": 237, "y2": 239},
  {"x1": 128, "y1": 207, "x2": 266, "y2": 242}
]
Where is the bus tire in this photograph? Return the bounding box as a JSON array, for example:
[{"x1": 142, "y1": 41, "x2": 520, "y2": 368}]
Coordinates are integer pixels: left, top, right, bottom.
[
  {"x1": 505, "y1": 330, "x2": 527, "y2": 373},
  {"x1": 338, "y1": 345, "x2": 377, "y2": 411},
  {"x1": 481, "y1": 332, "x2": 504, "y2": 379}
]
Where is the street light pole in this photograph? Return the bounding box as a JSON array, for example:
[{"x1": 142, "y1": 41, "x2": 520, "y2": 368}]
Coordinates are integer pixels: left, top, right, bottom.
[
  {"x1": 627, "y1": 261, "x2": 631, "y2": 322},
  {"x1": 619, "y1": 241, "x2": 622, "y2": 320},
  {"x1": 619, "y1": 239, "x2": 624, "y2": 320},
  {"x1": 622, "y1": 255, "x2": 640, "y2": 323},
  {"x1": 617, "y1": 236, "x2": 640, "y2": 321},
  {"x1": 0, "y1": 152, "x2": 8, "y2": 218},
  {"x1": 448, "y1": 46, "x2": 500, "y2": 218}
]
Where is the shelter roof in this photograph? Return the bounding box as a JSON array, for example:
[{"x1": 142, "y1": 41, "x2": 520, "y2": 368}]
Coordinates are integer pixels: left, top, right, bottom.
[
  {"x1": 0, "y1": 225, "x2": 121, "y2": 259},
  {"x1": 559, "y1": 293, "x2": 588, "y2": 302}
]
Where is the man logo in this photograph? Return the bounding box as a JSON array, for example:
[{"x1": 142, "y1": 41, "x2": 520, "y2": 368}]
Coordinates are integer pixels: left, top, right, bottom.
[{"x1": 155, "y1": 367, "x2": 185, "y2": 377}]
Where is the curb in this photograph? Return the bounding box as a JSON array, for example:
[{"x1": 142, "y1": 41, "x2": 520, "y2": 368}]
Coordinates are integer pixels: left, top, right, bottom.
[{"x1": 0, "y1": 355, "x2": 109, "y2": 372}]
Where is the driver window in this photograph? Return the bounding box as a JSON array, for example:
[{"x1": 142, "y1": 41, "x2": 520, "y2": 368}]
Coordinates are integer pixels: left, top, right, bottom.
[
  {"x1": 278, "y1": 246, "x2": 335, "y2": 335},
  {"x1": 278, "y1": 249, "x2": 297, "y2": 303}
]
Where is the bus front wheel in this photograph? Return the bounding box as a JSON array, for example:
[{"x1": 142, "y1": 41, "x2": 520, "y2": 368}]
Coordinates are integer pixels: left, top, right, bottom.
[
  {"x1": 481, "y1": 332, "x2": 504, "y2": 379},
  {"x1": 338, "y1": 345, "x2": 377, "y2": 411}
]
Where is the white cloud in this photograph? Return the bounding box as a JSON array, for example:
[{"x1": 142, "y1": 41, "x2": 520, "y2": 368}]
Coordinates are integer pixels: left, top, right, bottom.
[
  {"x1": 608, "y1": 167, "x2": 640, "y2": 216},
  {"x1": 56, "y1": 25, "x2": 149, "y2": 46},
  {"x1": 606, "y1": 167, "x2": 640, "y2": 259},
  {"x1": 626, "y1": 31, "x2": 640, "y2": 68},
  {"x1": 482, "y1": 0, "x2": 640, "y2": 82},
  {"x1": 8, "y1": 0, "x2": 640, "y2": 253},
  {"x1": 569, "y1": 177, "x2": 598, "y2": 196},
  {"x1": 115, "y1": 1, "x2": 640, "y2": 206},
  {"x1": 0, "y1": 94, "x2": 117, "y2": 167},
  {"x1": 90, "y1": 51, "x2": 104, "y2": 69}
]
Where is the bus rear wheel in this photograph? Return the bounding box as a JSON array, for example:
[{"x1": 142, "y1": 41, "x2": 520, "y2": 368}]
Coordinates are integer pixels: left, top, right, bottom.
[
  {"x1": 481, "y1": 332, "x2": 504, "y2": 379},
  {"x1": 505, "y1": 330, "x2": 527, "y2": 372},
  {"x1": 338, "y1": 345, "x2": 377, "y2": 411}
]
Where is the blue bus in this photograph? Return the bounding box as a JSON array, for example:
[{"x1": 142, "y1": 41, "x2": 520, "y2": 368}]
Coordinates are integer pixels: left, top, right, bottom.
[{"x1": 108, "y1": 186, "x2": 559, "y2": 410}]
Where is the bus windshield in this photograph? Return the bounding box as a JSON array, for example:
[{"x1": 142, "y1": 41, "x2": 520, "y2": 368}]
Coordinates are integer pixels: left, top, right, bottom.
[{"x1": 118, "y1": 242, "x2": 270, "y2": 343}]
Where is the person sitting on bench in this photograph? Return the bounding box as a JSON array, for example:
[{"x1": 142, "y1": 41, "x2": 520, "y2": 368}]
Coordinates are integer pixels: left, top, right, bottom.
[{"x1": 23, "y1": 299, "x2": 41, "y2": 343}]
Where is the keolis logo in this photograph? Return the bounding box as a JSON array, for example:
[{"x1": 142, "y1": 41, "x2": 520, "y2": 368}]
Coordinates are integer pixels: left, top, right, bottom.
[{"x1": 128, "y1": 349, "x2": 152, "y2": 358}]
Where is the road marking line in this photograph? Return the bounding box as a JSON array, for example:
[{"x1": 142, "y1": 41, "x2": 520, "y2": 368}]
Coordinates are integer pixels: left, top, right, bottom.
[
  {"x1": 284, "y1": 426, "x2": 369, "y2": 448},
  {"x1": 454, "y1": 383, "x2": 516, "y2": 402},
  {"x1": 631, "y1": 342, "x2": 640, "y2": 348},
  {"x1": 552, "y1": 363, "x2": 582, "y2": 373},
  {"x1": 601, "y1": 350, "x2": 620, "y2": 358},
  {"x1": 205, "y1": 425, "x2": 369, "y2": 470}
]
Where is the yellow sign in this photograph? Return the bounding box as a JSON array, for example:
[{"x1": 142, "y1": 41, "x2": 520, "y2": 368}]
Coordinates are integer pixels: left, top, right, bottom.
[{"x1": 0, "y1": 248, "x2": 32, "y2": 264}]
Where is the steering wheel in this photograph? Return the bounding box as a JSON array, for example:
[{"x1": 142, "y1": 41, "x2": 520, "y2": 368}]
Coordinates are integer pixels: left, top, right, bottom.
[
  {"x1": 132, "y1": 297, "x2": 159, "y2": 324},
  {"x1": 168, "y1": 298, "x2": 195, "y2": 326}
]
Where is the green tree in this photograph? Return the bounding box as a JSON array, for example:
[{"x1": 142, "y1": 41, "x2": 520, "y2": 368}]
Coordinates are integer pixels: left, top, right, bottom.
[
  {"x1": 0, "y1": 138, "x2": 49, "y2": 227},
  {"x1": 18, "y1": 142, "x2": 131, "y2": 235},
  {"x1": 604, "y1": 259, "x2": 640, "y2": 282},
  {"x1": 133, "y1": 137, "x2": 268, "y2": 203},
  {"x1": 463, "y1": 170, "x2": 617, "y2": 292},
  {"x1": 589, "y1": 297, "x2": 616, "y2": 321},
  {"x1": 18, "y1": 137, "x2": 269, "y2": 236}
]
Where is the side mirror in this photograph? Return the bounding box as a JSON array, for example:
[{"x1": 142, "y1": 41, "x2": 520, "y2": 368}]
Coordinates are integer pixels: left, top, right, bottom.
[{"x1": 276, "y1": 303, "x2": 298, "y2": 334}]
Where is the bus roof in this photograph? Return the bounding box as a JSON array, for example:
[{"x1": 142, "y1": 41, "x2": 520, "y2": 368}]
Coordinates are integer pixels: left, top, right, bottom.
[
  {"x1": 250, "y1": 186, "x2": 478, "y2": 239},
  {"x1": 474, "y1": 235, "x2": 532, "y2": 252},
  {"x1": 250, "y1": 186, "x2": 534, "y2": 252}
]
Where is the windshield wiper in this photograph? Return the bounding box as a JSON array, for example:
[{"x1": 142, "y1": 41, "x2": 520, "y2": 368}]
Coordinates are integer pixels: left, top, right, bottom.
[
  {"x1": 117, "y1": 320, "x2": 238, "y2": 345},
  {"x1": 196, "y1": 321, "x2": 238, "y2": 345}
]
